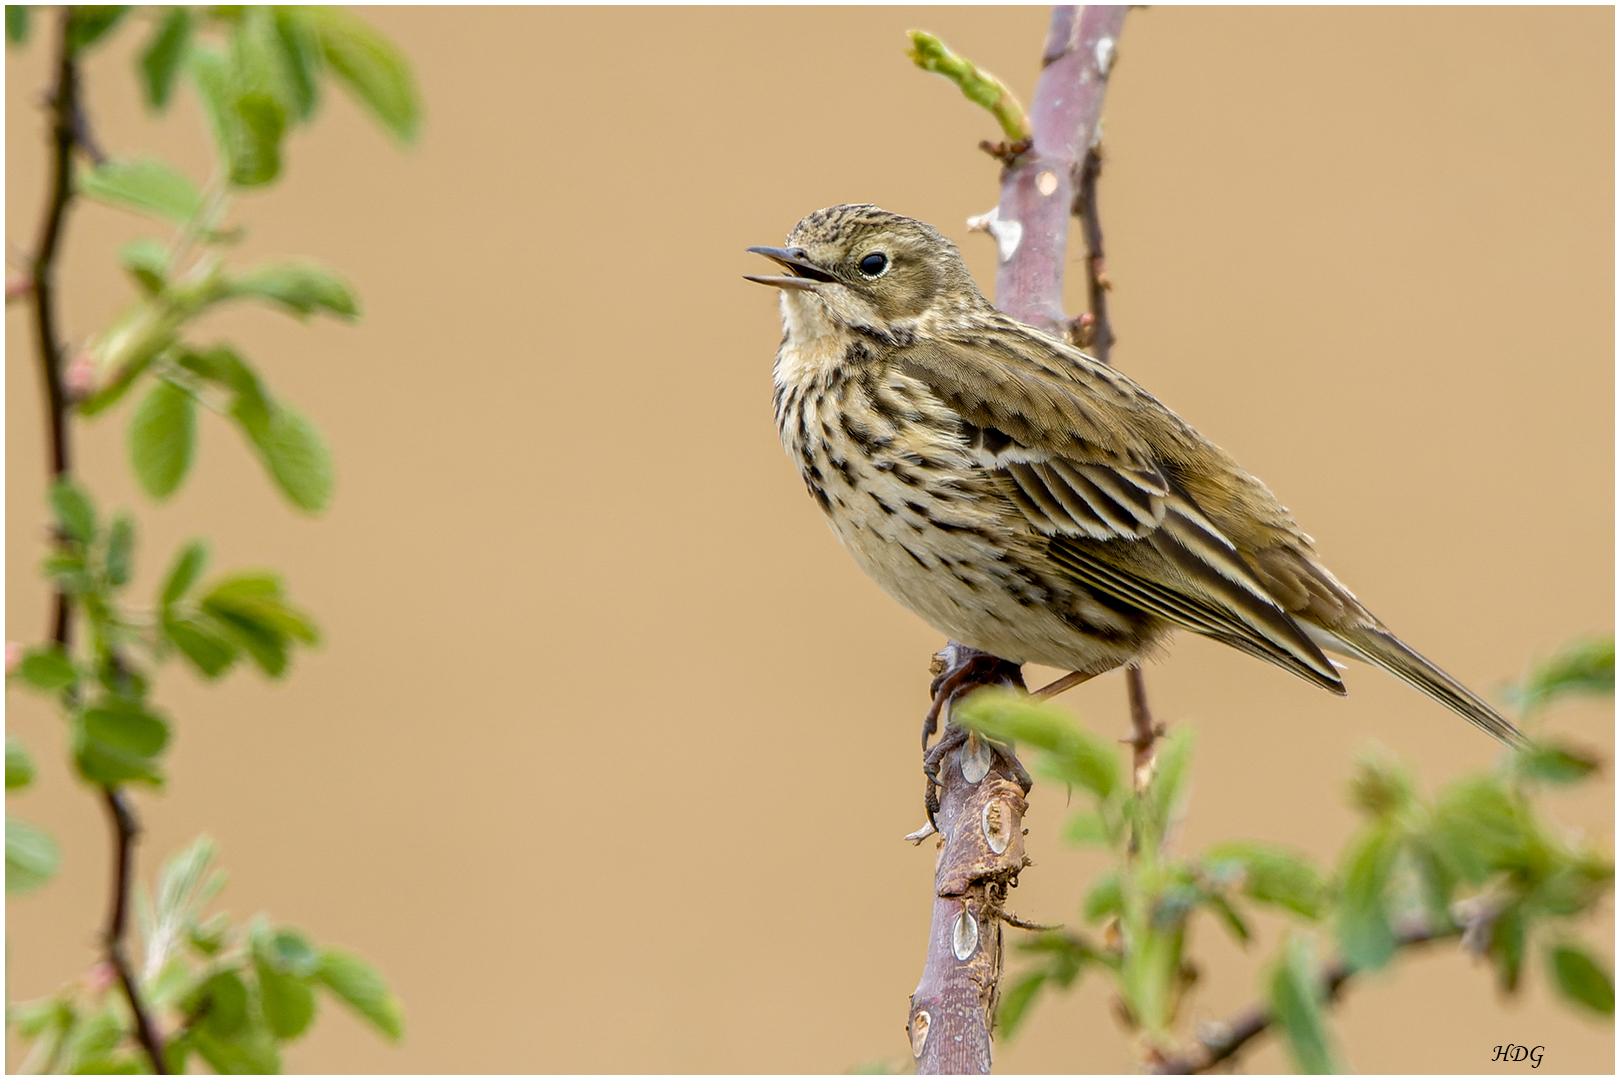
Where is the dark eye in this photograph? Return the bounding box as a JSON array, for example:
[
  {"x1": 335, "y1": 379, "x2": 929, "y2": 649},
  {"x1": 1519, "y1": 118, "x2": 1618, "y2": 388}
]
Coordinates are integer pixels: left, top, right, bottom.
[{"x1": 858, "y1": 252, "x2": 889, "y2": 277}]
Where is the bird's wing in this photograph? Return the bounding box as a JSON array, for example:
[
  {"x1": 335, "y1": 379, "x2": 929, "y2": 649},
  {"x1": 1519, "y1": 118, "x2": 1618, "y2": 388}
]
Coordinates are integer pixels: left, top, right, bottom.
[{"x1": 896, "y1": 332, "x2": 1345, "y2": 693}]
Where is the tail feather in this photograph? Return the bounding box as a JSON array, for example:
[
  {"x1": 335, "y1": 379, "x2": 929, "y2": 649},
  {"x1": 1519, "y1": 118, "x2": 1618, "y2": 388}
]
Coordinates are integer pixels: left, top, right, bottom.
[{"x1": 1320, "y1": 624, "x2": 1528, "y2": 747}]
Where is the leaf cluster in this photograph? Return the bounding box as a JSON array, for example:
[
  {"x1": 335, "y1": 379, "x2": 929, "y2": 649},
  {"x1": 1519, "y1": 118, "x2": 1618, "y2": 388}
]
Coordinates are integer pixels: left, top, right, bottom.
[
  {"x1": 10, "y1": 837, "x2": 403, "y2": 1074},
  {"x1": 956, "y1": 640, "x2": 1613, "y2": 1073}
]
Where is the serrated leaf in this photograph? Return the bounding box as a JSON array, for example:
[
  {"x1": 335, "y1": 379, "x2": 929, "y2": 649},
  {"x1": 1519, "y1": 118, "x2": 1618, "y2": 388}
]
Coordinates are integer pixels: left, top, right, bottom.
[
  {"x1": 1336, "y1": 823, "x2": 1399, "y2": 971},
  {"x1": 66, "y1": 5, "x2": 130, "y2": 54},
  {"x1": 315, "y1": 948, "x2": 403, "y2": 1041},
  {"x1": 307, "y1": 6, "x2": 420, "y2": 142},
  {"x1": 129, "y1": 379, "x2": 197, "y2": 499},
  {"x1": 1547, "y1": 944, "x2": 1614, "y2": 1015},
  {"x1": 163, "y1": 614, "x2": 239, "y2": 678},
  {"x1": 7, "y1": 816, "x2": 60, "y2": 894},
  {"x1": 229, "y1": 261, "x2": 359, "y2": 319},
  {"x1": 161, "y1": 540, "x2": 208, "y2": 605},
  {"x1": 105, "y1": 513, "x2": 134, "y2": 586},
  {"x1": 75, "y1": 701, "x2": 170, "y2": 786},
  {"x1": 1268, "y1": 934, "x2": 1339, "y2": 1073},
  {"x1": 6, "y1": 5, "x2": 30, "y2": 44},
  {"x1": 253, "y1": 404, "x2": 335, "y2": 513},
  {"x1": 1205, "y1": 842, "x2": 1329, "y2": 920},
  {"x1": 50, "y1": 479, "x2": 97, "y2": 543},
  {"x1": 1430, "y1": 777, "x2": 1529, "y2": 882},
  {"x1": 80, "y1": 157, "x2": 202, "y2": 223},
  {"x1": 7, "y1": 736, "x2": 37, "y2": 790},
  {"x1": 15, "y1": 646, "x2": 77, "y2": 692},
  {"x1": 138, "y1": 6, "x2": 191, "y2": 110}
]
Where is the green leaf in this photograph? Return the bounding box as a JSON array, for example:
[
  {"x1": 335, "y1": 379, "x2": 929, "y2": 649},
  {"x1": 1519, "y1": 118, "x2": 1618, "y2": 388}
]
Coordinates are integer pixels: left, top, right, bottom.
[
  {"x1": 228, "y1": 260, "x2": 359, "y2": 319},
  {"x1": 315, "y1": 948, "x2": 404, "y2": 1041},
  {"x1": 66, "y1": 6, "x2": 131, "y2": 54},
  {"x1": 164, "y1": 614, "x2": 240, "y2": 678},
  {"x1": 6, "y1": 816, "x2": 60, "y2": 893},
  {"x1": 190, "y1": 1022, "x2": 281, "y2": 1074},
  {"x1": 255, "y1": 404, "x2": 335, "y2": 513},
  {"x1": 1348, "y1": 753, "x2": 1415, "y2": 819},
  {"x1": 1205, "y1": 842, "x2": 1329, "y2": 920},
  {"x1": 189, "y1": 46, "x2": 239, "y2": 173},
  {"x1": 117, "y1": 238, "x2": 169, "y2": 294},
  {"x1": 79, "y1": 157, "x2": 202, "y2": 224},
  {"x1": 996, "y1": 969, "x2": 1047, "y2": 1039},
  {"x1": 138, "y1": 6, "x2": 192, "y2": 110},
  {"x1": 1083, "y1": 872, "x2": 1123, "y2": 923},
  {"x1": 1268, "y1": 934, "x2": 1339, "y2": 1073},
  {"x1": 1336, "y1": 823, "x2": 1399, "y2": 971},
  {"x1": 1430, "y1": 777, "x2": 1529, "y2": 882},
  {"x1": 255, "y1": 963, "x2": 316, "y2": 1039},
  {"x1": 307, "y1": 6, "x2": 420, "y2": 142},
  {"x1": 271, "y1": 8, "x2": 321, "y2": 119},
  {"x1": 105, "y1": 513, "x2": 134, "y2": 587},
  {"x1": 129, "y1": 379, "x2": 197, "y2": 500},
  {"x1": 1547, "y1": 944, "x2": 1614, "y2": 1016},
  {"x1": 161, "y1": 540, "x2": 209, "y2": 605},
  {"x1": 230, "y1": 89, "x2": 286, "y2": 187},
  {"x1": 1146, "y1": 726, "x2": 1195, "y2": 832},
  {"x1": 956, "y1": 688, "x2": 1121, "y2": 799},
  {"x1": 199, "y1": 573, "x2": 318, "y2": 677},
  {"x1": 50, "y1": 478, "x2": 97, "y2": 543},
  {"x1": 7, "y1": 5, "x2": 30, "y2": 44},
  {"x1": 1507, "y1": 635, "x2": 1614, "y2": 714},
  {"x1": 259, "y1": 927, "x2": 320, "y2": 977},
  {"x1": 75, "y1": 701, "x2": 170, "y2": 786},
  {"x1": 1513, "y1": 741, "x2": 1601, "y2": 786},
  {"x1": 197, "y1": 971, "x2": 248, "y2": 1037},
  {"x1": 7, "y1": 736, "x2": 37, "y2": 790},
  {"x1": 14, "y1": 646, "x2": 77, "y2": 692},
  {"x1": 1061, "y1": 810, "x2": 1111, "y2": 848},
  {"x1": 906, "y1": 30, "x2": 1029, "y2": 142},
  {"x1": 1204, "y1": 891, "x2": 1251, "y2": 944},
  {"x1": 1490, "y1": 906, "x2": 1526, "y2": 993}
]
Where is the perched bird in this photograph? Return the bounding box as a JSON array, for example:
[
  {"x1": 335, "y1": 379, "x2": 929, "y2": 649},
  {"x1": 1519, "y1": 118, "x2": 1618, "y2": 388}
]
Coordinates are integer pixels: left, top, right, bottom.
[{"x1": 748, "y1": 203, "x2": 1524, "y2": 746}]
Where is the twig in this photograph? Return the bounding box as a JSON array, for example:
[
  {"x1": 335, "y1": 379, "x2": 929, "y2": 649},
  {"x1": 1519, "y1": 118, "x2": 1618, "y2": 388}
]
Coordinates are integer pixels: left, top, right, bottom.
[
  {"x1": 1071, "y1": 146, "x2": 1114, "y2": 360},
  {"x1": 1124, "y1": 665, "x2": 1161, "y2": 788},
  {"x1": 1153, "y1": 923, "x2": 1454, "y2": 1074},
  {"x1": 27, "y1": 13, "x2": 167, "y2": 1074}
]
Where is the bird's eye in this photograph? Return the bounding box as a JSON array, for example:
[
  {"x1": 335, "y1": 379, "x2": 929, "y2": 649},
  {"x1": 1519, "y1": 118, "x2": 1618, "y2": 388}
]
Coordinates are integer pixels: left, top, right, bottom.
[{"x1": 858, "y1": 252, "x2": 889, "y2": 277}]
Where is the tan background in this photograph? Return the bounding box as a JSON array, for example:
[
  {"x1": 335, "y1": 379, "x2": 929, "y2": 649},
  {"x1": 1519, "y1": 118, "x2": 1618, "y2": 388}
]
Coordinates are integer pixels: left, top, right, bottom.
[{"x1": 6, "y1": 6, "x2": 1613, "y2": 1073}]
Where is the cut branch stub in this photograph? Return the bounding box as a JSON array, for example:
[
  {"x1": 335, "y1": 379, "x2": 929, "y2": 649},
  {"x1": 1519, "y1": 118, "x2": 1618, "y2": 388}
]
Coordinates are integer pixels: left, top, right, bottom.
[{"x1": 990, "y1": 5, "x2": 1127, "y2": 337}]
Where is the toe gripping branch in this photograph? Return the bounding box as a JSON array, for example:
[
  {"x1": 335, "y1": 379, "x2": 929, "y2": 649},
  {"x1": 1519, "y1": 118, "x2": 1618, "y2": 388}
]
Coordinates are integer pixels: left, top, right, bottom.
[{"x1": 910, "y1": 641, "x2": 1037, "y2": 1074}]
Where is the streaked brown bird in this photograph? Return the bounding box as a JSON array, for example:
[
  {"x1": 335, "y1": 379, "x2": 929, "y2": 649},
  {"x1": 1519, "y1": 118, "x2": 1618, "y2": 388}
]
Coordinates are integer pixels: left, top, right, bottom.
[{"x1": 749, "y1": 203, "x2": 1524, "y2": 746}]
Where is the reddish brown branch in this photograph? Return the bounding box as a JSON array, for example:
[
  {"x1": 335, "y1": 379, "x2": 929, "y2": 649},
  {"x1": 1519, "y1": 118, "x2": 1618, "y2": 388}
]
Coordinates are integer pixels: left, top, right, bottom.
[
  {"x1": 27, "y1": 13, "x2": 167, "y2": 1075},
  {"x1": 912, "y1": 8, "x2": 1128, "y2": 1073}
]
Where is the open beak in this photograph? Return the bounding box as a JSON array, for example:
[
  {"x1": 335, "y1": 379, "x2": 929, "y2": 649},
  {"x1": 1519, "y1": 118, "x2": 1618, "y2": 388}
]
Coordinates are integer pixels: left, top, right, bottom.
[{"x1": 744, "y1": 246, "x2": 839, "y2": 291}]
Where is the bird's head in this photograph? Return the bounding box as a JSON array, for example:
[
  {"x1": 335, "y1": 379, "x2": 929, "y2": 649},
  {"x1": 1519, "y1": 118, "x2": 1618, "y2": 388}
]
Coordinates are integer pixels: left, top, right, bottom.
[{"x1": 746, "y1": 204, "x2": 988, "y2": 338}]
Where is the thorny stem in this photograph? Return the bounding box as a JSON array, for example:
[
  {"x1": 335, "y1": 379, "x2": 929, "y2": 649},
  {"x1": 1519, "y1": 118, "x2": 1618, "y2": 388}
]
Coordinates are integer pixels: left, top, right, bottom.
[
  {"x1": 1073, "y1": 146, "x2": 1115, "y2": 362},
  {"x1": 27, "y1": 12, "x2": 168, "y2": 1074},
  {"x1": 1152, "y1": 924, "x2": 1454, "y2": 1073}
]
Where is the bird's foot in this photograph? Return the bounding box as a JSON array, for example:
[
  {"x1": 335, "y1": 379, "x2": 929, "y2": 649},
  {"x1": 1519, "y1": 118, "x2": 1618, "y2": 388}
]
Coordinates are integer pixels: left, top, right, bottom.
[
  {"x1": 921, "y1": 721, "x2": 1035, "y2": 830},
  {"x1": 922, "y1": 641, "x2": 1026, "y2": 749}
]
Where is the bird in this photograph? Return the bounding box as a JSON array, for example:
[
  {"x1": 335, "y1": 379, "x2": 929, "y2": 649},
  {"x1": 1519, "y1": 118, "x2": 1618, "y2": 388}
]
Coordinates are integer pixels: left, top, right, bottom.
[{"x1": 747, "y1": 203, "x2": 1525, "y2": 747}]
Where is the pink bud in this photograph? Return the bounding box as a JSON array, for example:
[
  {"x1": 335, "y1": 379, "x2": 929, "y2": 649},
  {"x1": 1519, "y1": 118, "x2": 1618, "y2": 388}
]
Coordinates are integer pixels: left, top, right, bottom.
[
  {"x1": 63, "y1": 352, "x2": 97, "y2": 398},
  {"x1": 86, "y1": 961, "x2": 118, "y2": 994},
  {"x1": 5, "y1": 273, "x2": 33, "y2": 300},
  {"x1": 4, "y1": 641, "x2": 20, "y2": 674}
]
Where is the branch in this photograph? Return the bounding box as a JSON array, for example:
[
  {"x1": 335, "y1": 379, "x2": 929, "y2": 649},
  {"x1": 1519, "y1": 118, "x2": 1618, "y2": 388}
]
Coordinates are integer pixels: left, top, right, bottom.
[
  {"x1": 1071, "y1": 146, "x2": 1114, "y2": 360},
  {"x1": 27, "y1": 13, "x2": 167, "y2": 1074},
  {"x1": 909, "y1": 8, "x2": 1129, "y2": 1073},
  {"x1": 1152, "y1": 923, "x2": 1455, "y2": 1074},
  {"x1": 987, "y1": 5, "x2": 1128, "y2": 338}
]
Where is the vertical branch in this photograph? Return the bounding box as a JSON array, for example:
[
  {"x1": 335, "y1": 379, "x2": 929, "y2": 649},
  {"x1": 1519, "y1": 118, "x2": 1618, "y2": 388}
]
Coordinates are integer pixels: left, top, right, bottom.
[
  {"x1": 26, "y1": 11, "x2": 168, "y2": 1074},
  {"x1": 911, "y1": 7, "x2": 1128, "y2": 1073}
]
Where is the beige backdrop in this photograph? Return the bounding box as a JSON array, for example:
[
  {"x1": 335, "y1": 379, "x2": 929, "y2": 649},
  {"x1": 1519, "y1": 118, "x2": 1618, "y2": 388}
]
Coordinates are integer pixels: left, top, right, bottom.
[{"x1": 6, "y1": 6, "x2": 1614, "y2": 1074}]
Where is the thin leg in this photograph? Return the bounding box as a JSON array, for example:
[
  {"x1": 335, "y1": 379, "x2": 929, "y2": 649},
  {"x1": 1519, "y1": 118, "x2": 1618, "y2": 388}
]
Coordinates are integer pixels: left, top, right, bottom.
[{"x1": 1032, "y1": 669, "x2": 1096, "y2": 700}]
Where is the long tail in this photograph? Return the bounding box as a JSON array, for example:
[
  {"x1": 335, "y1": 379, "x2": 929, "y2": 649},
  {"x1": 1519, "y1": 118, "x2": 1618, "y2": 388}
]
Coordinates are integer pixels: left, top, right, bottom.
[{"x1": 1317, "y1": 623, "x2": 1528, "y2": 747}]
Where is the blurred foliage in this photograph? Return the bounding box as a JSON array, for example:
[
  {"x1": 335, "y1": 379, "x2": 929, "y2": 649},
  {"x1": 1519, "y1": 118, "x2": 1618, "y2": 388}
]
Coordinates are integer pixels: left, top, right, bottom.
[
  {"x1": 6, "y1": 5, "x2": 418, "y2": 1072},
  {"x1": 9, "y1": 838, "x2": 404, "y2": 1073},
  {"x1": 958, "y1": 634, "x2": 1613, "y2": 1072}
]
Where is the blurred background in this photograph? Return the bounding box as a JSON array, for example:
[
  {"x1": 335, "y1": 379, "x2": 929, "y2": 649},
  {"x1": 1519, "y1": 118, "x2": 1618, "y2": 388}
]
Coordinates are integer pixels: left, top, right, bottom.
[{"x1": 6, "y1": 6, "x2": 1612, "y2": 1073}]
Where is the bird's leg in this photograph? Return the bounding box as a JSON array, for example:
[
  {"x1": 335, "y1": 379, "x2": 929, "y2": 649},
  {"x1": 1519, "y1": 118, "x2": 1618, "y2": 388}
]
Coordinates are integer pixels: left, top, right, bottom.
[
  {"x1": 1032, "y1": 669, "x2": 1096, "y2": 699},
  {"x1": 922, "y1": 641, "x2": 1027, "y2": 749}
]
